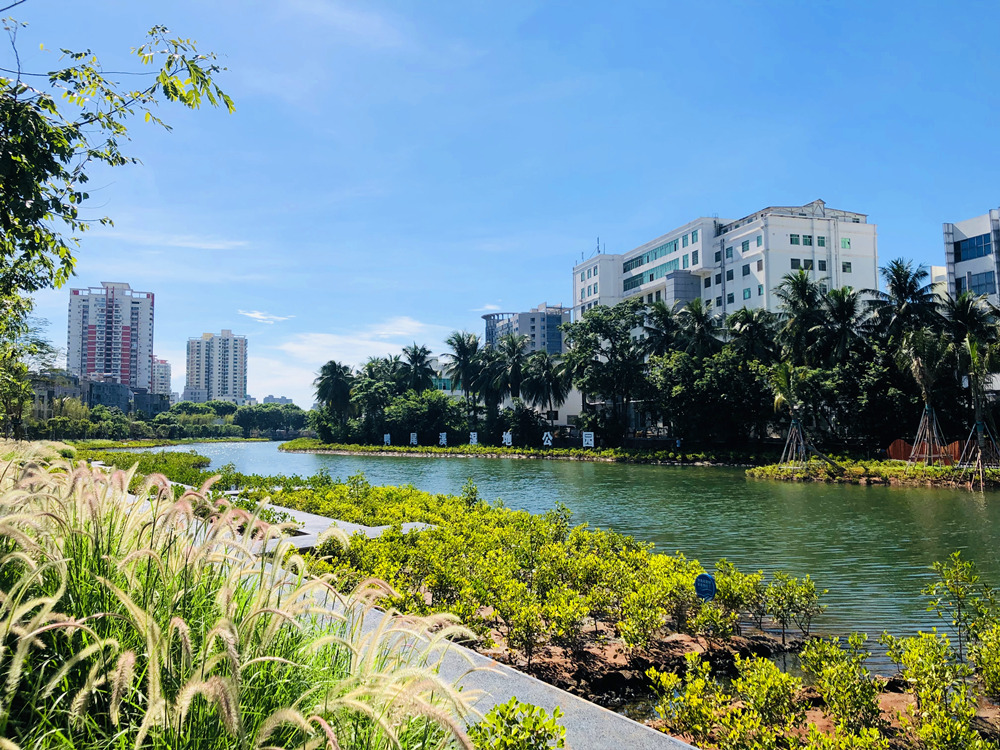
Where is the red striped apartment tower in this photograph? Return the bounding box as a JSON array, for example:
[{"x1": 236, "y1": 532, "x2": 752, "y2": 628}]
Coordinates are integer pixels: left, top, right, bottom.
[{"x1": 67, "y1": 282, "x2": 155, "y2": 391}]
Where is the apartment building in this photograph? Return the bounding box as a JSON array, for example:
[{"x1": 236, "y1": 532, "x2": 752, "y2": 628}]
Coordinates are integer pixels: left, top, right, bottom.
[
  {"x1": 573, "y1": 200, "x2": 879, "y2": 319},
  {"x1": 151, "y1": 358, "x2": 172, "y2": 396},
  {"x1": 944, "y1": 208, "x2": 1000, "y2": 304},
  {"x1": 67, "y1": 282, "x2": 155, "y2": 390},
  {"x1": 182, "y1": 330, "x2": 249, "y2": 404},
  {"x1": 482, "y1": 303, "x2": 573, "y2": 355}
]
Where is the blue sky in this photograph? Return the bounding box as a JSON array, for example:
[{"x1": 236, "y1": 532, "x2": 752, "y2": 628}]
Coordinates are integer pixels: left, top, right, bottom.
[{"x1": 20, "y1": 0, "x2": 1000, "y2": 407}]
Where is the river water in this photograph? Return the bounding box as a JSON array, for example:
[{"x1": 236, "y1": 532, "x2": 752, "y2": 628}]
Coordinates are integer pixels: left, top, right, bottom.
[{"x1": 129, "y1": 440, "x2": 1000, "y2": 646}]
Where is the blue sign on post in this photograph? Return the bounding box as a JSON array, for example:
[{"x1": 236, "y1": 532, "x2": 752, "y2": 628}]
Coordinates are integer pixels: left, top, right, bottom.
[{"x1": 695, "y1": 573, "x2": 717, "y2": 602}]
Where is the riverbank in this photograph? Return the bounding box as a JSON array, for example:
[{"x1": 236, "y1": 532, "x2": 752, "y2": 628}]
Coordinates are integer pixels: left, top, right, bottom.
[
  {"x1": 281, "y1": 437, "x2": 780, "y2": 466},
  {"x1": 68, "y1": 436, "x2": 269, "y2": 450},
  {"x1": 747, "y1": 458, "x2": 1000, "y2": 489}
]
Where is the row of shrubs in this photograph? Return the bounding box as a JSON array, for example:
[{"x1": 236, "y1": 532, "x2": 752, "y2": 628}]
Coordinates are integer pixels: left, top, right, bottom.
[{"x1": 281, "y1": 437, "x2": 783, "y2": 466}]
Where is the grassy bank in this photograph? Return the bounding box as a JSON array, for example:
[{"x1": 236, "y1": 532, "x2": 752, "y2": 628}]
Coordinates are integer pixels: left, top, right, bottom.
[
  {"x1": 746, "y1": 459, "x2": 996, "y2": 488},
  {"x1": 281, "y1": 437, "x2": 781, "y2": 466}
]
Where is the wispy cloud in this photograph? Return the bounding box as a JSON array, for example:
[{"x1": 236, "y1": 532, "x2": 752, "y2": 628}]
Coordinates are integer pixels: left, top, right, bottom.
[
  {"x1": 285, "y1": 0, "x2": 409, "y2": 49},
  {"x1": 238, "y1": 310, "x2": 295, "y2": 325},
  {"x1": 97, "y1": 230, "x2": 248, "y2": 251},
  {"x1": 471, "y1": 303, "x2": 502, "y2": 312}
]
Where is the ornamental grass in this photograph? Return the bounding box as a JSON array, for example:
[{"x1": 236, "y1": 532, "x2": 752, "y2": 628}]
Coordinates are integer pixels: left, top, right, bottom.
[{"x1": 0, "y1": 441, "x2": 476, "y2": 749}]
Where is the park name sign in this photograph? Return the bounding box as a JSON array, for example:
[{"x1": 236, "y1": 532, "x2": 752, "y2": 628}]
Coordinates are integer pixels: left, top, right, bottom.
[{"x1": 377, "y1": 431, "x2": 598, "y2": 448}]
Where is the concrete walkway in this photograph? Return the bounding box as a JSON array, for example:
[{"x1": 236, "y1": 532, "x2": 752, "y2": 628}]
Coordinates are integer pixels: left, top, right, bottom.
[{"x1": 267, "y1": 499, "x2": 696, "y2": 750}]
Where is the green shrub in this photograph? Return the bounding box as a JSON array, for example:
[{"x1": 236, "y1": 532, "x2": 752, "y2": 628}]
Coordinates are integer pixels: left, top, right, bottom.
[
  {"x1": 800, "y1": 634, "x2": 882, "y2": 734},
  {"x1": 469, "y1": 698, "x2": 566, "y2": 750},
  {"x1": 648, "y1": 653, "x2": 726, "y2": 747}
]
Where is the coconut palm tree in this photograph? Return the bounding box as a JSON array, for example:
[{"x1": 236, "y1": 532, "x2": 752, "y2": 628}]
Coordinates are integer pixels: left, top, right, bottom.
[
  {"x1": 314, "y1": 360, "x2": 354, "y2": 428},
  {"x1": 897, "y1": 327, "x2": 955, "y2": 465},
  {"x1": 521, "y1": 351, "x2": 570, "y2": 426},
  {"x1": 940, "y1": 291, "x2": 999, "y2": 348},
  {"x1": 492, "y1": 333, "x2": 530, "y2": 400},
  {"x1": 812, "y1": 286, "x2": 866, "y2": 366},
  {"x1": 400, "y1": 342, "x2": 435, "y2": 393},
  {"x1": 642, "y1": 300, "x2": 680, "y2": 358},
  {"x1": 442, "y1": 331, "x2": 481, "y2": 429},
  {"x1": 675, "y1": 298, "x2": 721, "y2": 358},
  {"x1": 866, "y1": 258, "x2": 940, "y2": 346},
  {"x1": 773, "y1": 270, "x2": 824, "y2": 366},
  {"x1": 726, "y1": 307, "x2": 779, "y2": 364}
]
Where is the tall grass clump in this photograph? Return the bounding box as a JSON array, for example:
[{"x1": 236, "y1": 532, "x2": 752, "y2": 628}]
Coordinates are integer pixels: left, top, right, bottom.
[{"x1": 0, "y1": 442, "x2": 476, "y2": 749}]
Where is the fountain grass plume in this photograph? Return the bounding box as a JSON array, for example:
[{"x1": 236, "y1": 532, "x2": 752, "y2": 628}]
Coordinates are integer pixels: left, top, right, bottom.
[{"x1": 0, "y1": 444, "x2": 477, "y2": 750}]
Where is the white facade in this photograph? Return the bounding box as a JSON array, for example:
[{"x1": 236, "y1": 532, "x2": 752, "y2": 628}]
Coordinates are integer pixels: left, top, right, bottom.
[
  {"x1": 67, "y1": 282, "x2": 155, "y2": 390},
  {"x1": 151, "y1": 358, "x2": 172, "y2": 396},
  {"x1": 484, "y1": 303, "x2": 573, "y2": 355},
  {"x1": 572, "y1": 200, "x2": 879, "y2": 318},
  {"x1": 944, "y1": 209, "x2": 999, "y2": 304},
  {"x1": 183, "y1": 330, "x2": 248, "y2": 404}
]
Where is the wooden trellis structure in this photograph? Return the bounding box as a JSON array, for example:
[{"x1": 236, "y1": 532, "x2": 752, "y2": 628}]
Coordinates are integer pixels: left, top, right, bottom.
[
  {"x1": 780, "y1": 418, "x2": 809, "y2": 468},
  {"x1": 959, "y1": 421, "x2": 1000, "y2": 490},
  {"x1": 907, "y1": 405, "x2": 953, "y2": 467}
]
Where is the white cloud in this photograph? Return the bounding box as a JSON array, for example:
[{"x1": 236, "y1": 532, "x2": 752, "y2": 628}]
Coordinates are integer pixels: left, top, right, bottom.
[
  {"x1": 471, "y1": 303, "x2": 502, "y2": 312},
  {"x1": 95, "y1": 230, "x2": 248, "y2": 251},
  {"x1": 285, "y1": 0, "x2": 408, "y2": 49},
  {"x1": 238, "y1": 310, "x2": 295, "y2": 325},
  {"x1": 247, "y1": 356, "x2": 320, "y2": 409}
]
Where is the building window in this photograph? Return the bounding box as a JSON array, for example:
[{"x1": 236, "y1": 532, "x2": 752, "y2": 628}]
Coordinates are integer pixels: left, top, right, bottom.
[
  {"x1": 587, "y1": 285, "x2": 592, "y2": 295},
  {"x1": 726, "y1": 246, "x2": 733, "y2": 259},
  {"x1": 593, "y1": 283, "x2": 598, "y2": 294},
  {"x1": 692, "y1": 250, "x2": 699, "y2": 265},
  {"x1": 818, "y1": 260, "x2": 827, "y2": 272},
  {"x1": 587, "y1": 268, "x2": 591, "y2": 279},
  {"x1": 817, "y1": 236, "x2": 826, "y2": 247},
  {"x1": 726, "y1": 269, "x2": 734, "y2": 281},
  {"x1": 841, "y1": 238, "x2": 851, "y2": 249},
  {"x1": 580, "y1": 290, "x2": 585, "y2": 301},
  {"x1": 757, "y1": 235, "x2": 762, "y2": 247},
  {"x1": 819, "y1": 282, "x2": 828, "y2": 293},
  {"x1": 803, "y1": 235, "x2": 813, "y2": 246},
  {"x1": 683, "y1": 254, "x2": 689, "y2": 269},
  {"x1": 742, "y1": 239, "x2": 750, "y2": 253},
  {"x1": 715, "y1": 250, "x2": 722, "y2": 263},
  {"x1": 580, "y1": 272, "x2": 585, "y2": 282},
  {"x1": 803, "y1": 259, "x2": 814, "y2": 270},
  {"x1": 655, "y1": 290, "x2": 661, "y2": 301},
  {"x1": 791, "y1": 258, "x2": 801, "y2": 269},
  {"x1": 715, "y1": 273, "x2": 722, "y2": 285},
  {"x1": 954, "y1": 233, "x2": 993, "y2": 262},
  {"x1": 743, "y1": 288, "x2": 752, "y2": 300},
  {"x1": 757, "y1": 259, "x2": 764, "y2": 272},
  {"x1": 842, "y1": 262, "x2": 852, "y2": 273},
  {"x1": 593, "y1": 266, "x2": 598, "y2": 276},
  {"x1": 692, "y1": 230, "x2": 699, "y2": 242},
  {"x1": 682, "y1": 234, "x2": 689, "y2": 248},
  {"x1": 704, "y1": 277, "x2": 711, "y2": 289},
  {"x1": 726, "y1": 293, "x2": 734, "y2": 304},
  {"x1": 758, "y1": 284, "x2": 764, "y2": 296},
  {"x1": 790, "y1": 234, "x2": 800, "y2": 245},
  {"x1": 742, "y1": 264, "x2": 750, "y2": 276},
  {"x1": 969, "y1": 271, "x2": 997, "y2": 295},
  {"x1": 715, "y1": 296, "x2": 723, "y2": 308}
]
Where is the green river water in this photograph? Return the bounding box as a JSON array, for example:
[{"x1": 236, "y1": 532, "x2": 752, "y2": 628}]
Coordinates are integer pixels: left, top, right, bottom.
[{"x1": 135, "y1": 440, "x2": 1000, "y2": 649}]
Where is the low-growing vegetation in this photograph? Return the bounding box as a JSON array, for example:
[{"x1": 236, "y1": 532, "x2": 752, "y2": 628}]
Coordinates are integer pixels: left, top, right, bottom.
[
  {"x1": 747, "y1": 458, "x2": 998, "y2": 487},
  {"x1": 282, "y1": 436, "x2": 781, "y2": 466}
]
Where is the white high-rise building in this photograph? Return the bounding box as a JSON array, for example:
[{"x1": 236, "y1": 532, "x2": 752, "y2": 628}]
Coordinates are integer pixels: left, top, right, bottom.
[
  {"x1": 67, "y1": 282, "x2": 155, "y2": 390},
  {"x1": 572, "y1": 199, "x2": 879, "y2": 319},
  {"x1": 151, "y1": 358, "x2": 172, "y2": 396},
  {"x1": 944, "y1": 209, "x2": 999, "y2": 304},
  {"x1": 183, "y1": 330, "x2": 248, "y2": 404},
  {"x1": 482, "y1": 303, "x2": 573, "y2": 355}
]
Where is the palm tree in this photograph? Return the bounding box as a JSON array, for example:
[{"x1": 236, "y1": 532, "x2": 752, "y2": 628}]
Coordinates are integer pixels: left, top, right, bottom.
[
  {"x1": 726, "y1": 307, "x2": 779, "y2": 364},
  {"x1": 812, "y1": 286, "x2": 866, "y2": 366},
  {"x1": 643, "y1": 300, "x2": 680, "y2": 358},
  {"x1": 866, "y1": 258, "x2": 940, "y2": 346},
  {"x1": 400, "y1": 342, "x2": 435, "y2": 393},
  {"x1": 897, "y1": 327, "x2": 955, "y2": 465},
  {"x1": 522, "y1": 351, "x2": 570, "y2": 426},
  {"x1": 773, "y1": 270, "x2": 824, "y2": 366},
  {"x1": 675, "y1": 298, "x2": 721, "y2": 358},
  {"x1": 314, "y1": 360, "x2": 353, "y2": 427},
  {"x1": 493, "y1": 334, "x2": 529, "y2": 400},
  {"x1": 443, "y1": 331, "x2": 481, "y2": 429},
  {"x1": 940, "y1": 291, "x2": 998, "y2": 348}
]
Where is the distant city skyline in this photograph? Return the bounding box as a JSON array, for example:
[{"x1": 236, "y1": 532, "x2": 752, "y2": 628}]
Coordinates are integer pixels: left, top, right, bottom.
[{"x1": 24, "y1": 1, "x2": 1000, "y2": 407}]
